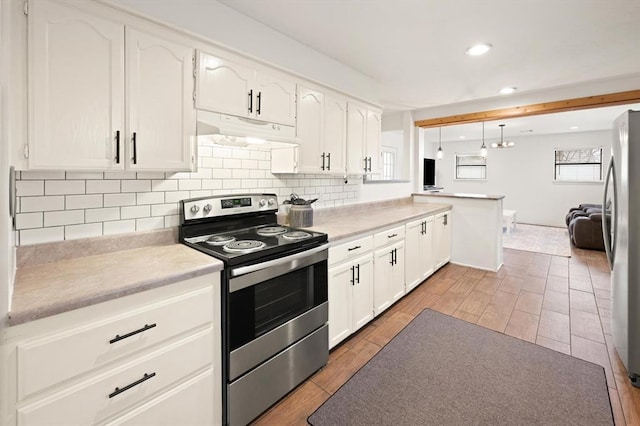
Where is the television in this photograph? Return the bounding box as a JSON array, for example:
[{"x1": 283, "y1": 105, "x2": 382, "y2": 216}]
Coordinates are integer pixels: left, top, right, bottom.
[{"x1": 423, "y1": 158, "x2": 436, "y2": 187}]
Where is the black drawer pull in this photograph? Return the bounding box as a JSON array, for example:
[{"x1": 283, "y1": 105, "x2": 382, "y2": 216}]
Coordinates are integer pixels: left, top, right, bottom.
[
  {"x1": 109, "y1": 323, "x2": 156, "y2": 344},
  {"x1": 347, "y1": 245, "x2": 361, "y2": 251},
  {"x1": 109, "y1": 372, "x2": 156, "y2": 399},
  {"x1": 387, "y1": 233, "x2": 398, "y2": 238}
]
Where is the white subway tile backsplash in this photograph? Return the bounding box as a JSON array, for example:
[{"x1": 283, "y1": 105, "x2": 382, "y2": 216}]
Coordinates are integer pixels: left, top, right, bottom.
[
  {"x1": 65, "y1": 194, "x2": 103, "y2": 210},
  {"x1": 44, "y1": 209, "x2": 84, "y2": 227},
  {"x1": 104, "y1": 193, "x2": 136, "y2": 207},
  {"x1": 179, "y1": 179, "x2": 202, "y2": 190},
  {"x1": 136, "y1": 192, "x2": 165, "y2": 205},
  {"x1": 21, "y1": 171, "x2": 65, "y2": 180},
  {"x1": 16, "y1": 180, "x2": 44, "y2": 196},
  {"x1": 65, "y1": 172, "x2": 104, "y2": 180},
  {"x1": 45, "y1": 180, "x2": 85, "y2": 195},
  {"x1": 87, "y1": 180, "x2": 120, "y2": 194},
  {"x1": 104, "y1": 172, "x2": 136, "y2": 180},
  {"x1": 151, "y1": 203, "x2": 179, "y2": 217},
  {"x1": 14, "y1": 144, "x2": 362, "y2": 245},
  {"x1": 136, "y1": 217, "x2": 165, "y2": 231},
  {"x1": 86, "y1": 207, "x2": 120, "y2": 223},
  {"x1": 65, "y1": 223, "x2": 103, "y2": 240},
  {"x1": 121, "y1": 180, "x2": 151, "y2": 192},
  {"x1": 164, "y1": 191, "x2": 191, "y2": 203},
  {"x1": 103, "y1": 219, "x2": 136, "y2": 236},
  {"x1": 20, "y1": 227, "x2": 65, "y2": 245},
  {"x1": 164, "y1": 214, "x2": 180, "y2": 228},
  {"x1": 21, "y1": 196, "x2": 65, "y2": 212},
  {"x1": 151, "y1": 179, "x2": 178, "y2": 192},
  {"x1": 121, "y1": 205, "x2": 150, "y2": 219},
  {"x1": 15, "y1": 212, "x2": 43, "y2": 230}
]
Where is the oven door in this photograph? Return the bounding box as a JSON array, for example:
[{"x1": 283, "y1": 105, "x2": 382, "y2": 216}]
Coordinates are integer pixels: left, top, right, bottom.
[{"x1": 227, "y1": 243, "x2": 329, "y2": 381}]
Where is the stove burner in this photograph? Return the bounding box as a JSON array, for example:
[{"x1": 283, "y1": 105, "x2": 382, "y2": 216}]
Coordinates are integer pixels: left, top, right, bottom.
[
  {"x1": 282, "y1": 231, "x2": 312, "y2": 240},
  {"x1": 223, "y1": 240, "x2": 266, "y2": 253},
  {"x1": 256, "y1": 226, "x2": 288, "y2": 236},
  {"x1": 206, "y1": 235, "x2": 236, "y2": 246}
]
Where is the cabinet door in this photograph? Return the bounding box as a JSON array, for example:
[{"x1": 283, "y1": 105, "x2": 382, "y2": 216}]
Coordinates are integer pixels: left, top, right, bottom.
[
  {"x1": 434, "y1": 212, "x2": 452, "y2": 269},
  {"x1": 29, "y1": 0, "x2": 125, "y2": 170},
  {"x1": 346, "y1": 103, "x2": 367, "y2": 174},
  {"x1": 422, "y1": 219, "x2": 435, "y2": 279},
  {"x1": 390, "y1": 241, "x2": 406, "y2": 302},
  {"x1": 126, "y1": 28, "x2": 195, "y2": 171},
  {"x1": 196, "y1": 51, "x2": 253, "y2": 118},
  {"x1": 323, "y1": 94, "x2": 347, "y2": 174},
  {"x1": 296, "y1": 86, "x2": 324, "y2": 173},
  {"x1": 366, "y1": 109, "x2": 382, "y2": 175},
  {"x1": 373, "y1": 246, "x2": 394, "y2": 316},
  {"x1": 328, "y1": 262, "x2": 353, "y2": 349},
  {"x1": 254, "y1": 71, "x2": 296, "y2": 125},
  {"x1": 405, "y1": 219, "x2": 423, "y2": 292},
  {"x1": 351, "y1": 254, "x2": 374, "y2": 332}
]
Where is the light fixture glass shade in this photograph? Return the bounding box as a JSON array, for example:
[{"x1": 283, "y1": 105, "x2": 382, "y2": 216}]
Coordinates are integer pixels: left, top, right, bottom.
[
  {"x1": 436, "y1": 127, "x2": 444, "y2": 159},
  {"x1": 492, "y1": 124, "x2": 515, "y2": 149},
  {"x1": 480, "y1": 122, "x2": 487, "y2": 157},
  {"x1": 437, "y1": 146, "x2": 444, "y2": 159}
]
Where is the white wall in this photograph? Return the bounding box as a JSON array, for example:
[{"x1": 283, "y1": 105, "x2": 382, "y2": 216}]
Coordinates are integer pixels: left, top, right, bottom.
[
  {"x1": 428, "y1": 130, "x2": 610, "y2": 227},
  {"x1": 107, "y1": 0, "x2": 380, "y2": 104}
]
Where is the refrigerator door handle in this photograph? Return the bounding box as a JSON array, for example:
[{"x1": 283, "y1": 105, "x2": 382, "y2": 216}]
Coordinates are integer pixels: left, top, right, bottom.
[{"x1": 602, "y1": 156, "x2": 617, "y2": 270}]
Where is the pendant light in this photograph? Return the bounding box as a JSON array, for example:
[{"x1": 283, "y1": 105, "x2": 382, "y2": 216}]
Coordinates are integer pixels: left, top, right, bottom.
[
  {"x1": 436, "y1": 127, "x2": 444, "y2": 159},
  {"x1": 480, "y1": 122, "x2": 487, "y2": 157},
  {"x1": 491, "y1": 124, "x2": 515, "y2": 148}
]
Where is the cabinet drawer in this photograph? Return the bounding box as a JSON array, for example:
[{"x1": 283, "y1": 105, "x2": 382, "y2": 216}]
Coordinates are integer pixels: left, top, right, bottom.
[
  {"x1": 105, "y1": 368, "x2": 216, "y2": 425},
  {"x1": 328, "y1": 235, "x2": 373, "y2": 265},
  {"x1": 17, "y1": 284, "x2": 214, "y2": 400},
  {"x1": 17, "y1": 329, "x2": 214, "y2": 425},
  {"x1": 373, "y1": 225, "x2": 405, "y2": 249}
]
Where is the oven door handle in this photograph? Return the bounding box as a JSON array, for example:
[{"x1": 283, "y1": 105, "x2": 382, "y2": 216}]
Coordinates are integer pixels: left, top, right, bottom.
[{"x1": 229, "y1": 243, "x2": 330, "y2": 291}]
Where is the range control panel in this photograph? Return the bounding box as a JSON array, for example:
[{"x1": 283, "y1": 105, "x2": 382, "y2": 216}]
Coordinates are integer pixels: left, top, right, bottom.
[{"x1": 181, "y1": 193, "x2": 278, "y2": 221}]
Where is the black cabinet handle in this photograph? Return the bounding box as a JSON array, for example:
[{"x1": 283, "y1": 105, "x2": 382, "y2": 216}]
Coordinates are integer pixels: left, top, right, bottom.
[
  {"x1": 109, "y1": 372, "x2": 156, "y2": 399},
  {"x1": 350, "y1": 265, "x2": 355, "y2": 285},
  {"x1": 115, "y1": 130, "x2": 120, "y2": 164},
  {"x1": 321, "y1": 152, "x2": 325, "y2": 171},
  {"x1": 109, "y1": 323, "x2": 156, "y2": 344},
  {"x1": 363, "y1": 157, "x2": 368, "y2": 172},
  {"x1": 367, "y1": 157, "x2": 372, "y2": 172},
  {"x1": 389, "y1": 249, "x2": 394, "y2": 265},
  {"x1": 248, "y1": 89, "x2": 253, "y2": 113},
  {"x1": 356, "y1": 263, "x2": 360, "y2": 283},
  {"x1": 444, "y1": 214, "x2": 448, "y2": 226},
  {"x1": 256, "y1": 91, "x2": 261, "y2": 115},
  {"x1": 347, "y1": 245, "x2": 361, "y2": 251},
  {"x1": 387, "y1": 233, "x2": 397, "y2": 239},
  {"x1": 131, "y1": 132, "x2": 137, "y2": 165},
  {"x1": 327, "y1": 152, "x2": 331, "y2": 170}
]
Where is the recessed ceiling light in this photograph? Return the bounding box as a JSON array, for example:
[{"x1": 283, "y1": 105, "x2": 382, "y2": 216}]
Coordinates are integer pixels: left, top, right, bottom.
[
  {"x1": 570, "y1": 126, "x2": 579, "y2": 130},
  {"x1": 459, "y1": 136, "x2": 466, "y2": 139},
  {"x1": 465, "y1": 43, "x2": 492, "y2": 56},
  {"x1": 499, "y1": 87, "x2": 517, "y2": 95}
]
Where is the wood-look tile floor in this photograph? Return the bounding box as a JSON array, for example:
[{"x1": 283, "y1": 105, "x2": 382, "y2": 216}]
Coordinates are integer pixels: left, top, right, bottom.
[{"x1": 253, "y1": 248, "x2": 640, "y2": 425}]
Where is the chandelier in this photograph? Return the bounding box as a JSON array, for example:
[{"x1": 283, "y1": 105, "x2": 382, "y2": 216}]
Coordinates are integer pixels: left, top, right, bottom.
[{"x1": 491, "y1": 124, "x2": 515, "y2": 148}]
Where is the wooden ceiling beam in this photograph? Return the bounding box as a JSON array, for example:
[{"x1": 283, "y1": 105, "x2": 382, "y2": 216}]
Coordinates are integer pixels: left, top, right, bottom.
[{"x1": 414, "y1": 89, "x2": 640, "y2": 128}]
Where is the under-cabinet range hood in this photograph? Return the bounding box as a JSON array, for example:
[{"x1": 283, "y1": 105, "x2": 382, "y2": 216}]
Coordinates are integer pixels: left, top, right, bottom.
[{"x1": 196, "y1": 110, "x2": 299, "y2": 148}]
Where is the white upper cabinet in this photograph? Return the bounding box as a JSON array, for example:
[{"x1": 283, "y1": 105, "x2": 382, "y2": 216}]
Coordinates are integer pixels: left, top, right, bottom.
[
  {"x1": 126, "y1": 28, "x2": 195, "y2": 171},
  {"x1": 346, "y1": 101, "x2": 382, "y2": 175},
  {"x1": 28, "y1": 0, "x2": 195, "y2": 171},
  {"x1": 29, "y1": 0, "x2": 125, "y2": 170},
  {"x1": 196, "y1": 51, "x2": 296, "y2": 126},
  {"x1": 322, "y1": 93, "x2": 347, "y2": 174},
  {"x1": 296, "y1": 86, "x2": 324, "y2": 173}
]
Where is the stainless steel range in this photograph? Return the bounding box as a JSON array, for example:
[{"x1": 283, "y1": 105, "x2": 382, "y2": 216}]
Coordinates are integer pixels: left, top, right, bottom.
[{"x1": 179, "y1": 194, "x2": 329, "y2": 426}]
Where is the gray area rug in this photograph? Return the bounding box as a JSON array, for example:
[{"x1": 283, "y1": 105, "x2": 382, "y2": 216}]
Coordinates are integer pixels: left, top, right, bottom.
[{"x1": 308, "y1": 309, "x2": 613, "y2": 426}]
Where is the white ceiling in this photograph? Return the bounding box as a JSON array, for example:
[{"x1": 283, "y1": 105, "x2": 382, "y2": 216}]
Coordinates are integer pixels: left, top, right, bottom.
[{"x1": 219, "y1": 0, "x2": 640, "y2": 112}]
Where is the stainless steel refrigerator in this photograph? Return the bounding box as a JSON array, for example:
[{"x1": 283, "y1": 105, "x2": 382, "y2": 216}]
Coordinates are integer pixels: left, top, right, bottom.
[{"x1": 603, "y1": 109, "x2": 640, "y2": 385}]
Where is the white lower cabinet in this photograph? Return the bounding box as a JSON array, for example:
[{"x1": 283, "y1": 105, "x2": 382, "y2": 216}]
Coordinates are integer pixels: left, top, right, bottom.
[
  {"x1": 434, "y1": 211, "x2": 452, "y2": 269},
  {"x1": 405, "y1": 215, "x2": 435, "y2": 292},
  {"x1": 2, "y1": 273, "x2": 221, "y2": 426},
  {"x1": 328, "y1": 237, "x2": 373, "y2": 349},
  {"x1": 372, "y1": 225, "x2": 405, "y2": 316}
]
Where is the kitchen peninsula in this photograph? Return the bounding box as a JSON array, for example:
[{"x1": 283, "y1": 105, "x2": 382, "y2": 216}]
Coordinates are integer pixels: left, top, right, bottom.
[{"x1": 413, "y1": 192, "x2": 505, "y2": 271}]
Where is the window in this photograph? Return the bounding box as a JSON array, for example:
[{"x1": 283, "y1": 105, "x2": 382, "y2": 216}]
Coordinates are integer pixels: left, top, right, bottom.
[
  {"x1": 554, "y1": 147, "x2": 603, "y2": 182},
  {"x1": 382, "y1": 150, "x2": 395, "y2": 180},
  {"x1": 455, "y1": 153, "x2": 486, "y2": 180}
]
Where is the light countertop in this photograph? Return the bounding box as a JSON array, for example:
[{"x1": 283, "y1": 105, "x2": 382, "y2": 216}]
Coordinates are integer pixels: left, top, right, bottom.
[
  {"x1": 414, "y1": 192, "x2": 505, "y2": 200},
  {"x1": 306, "y1": 202, "x2": 451, "y2": 242},
  {"x1": 8, "y1": 244, "x2": 223, "y2": 326}
]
